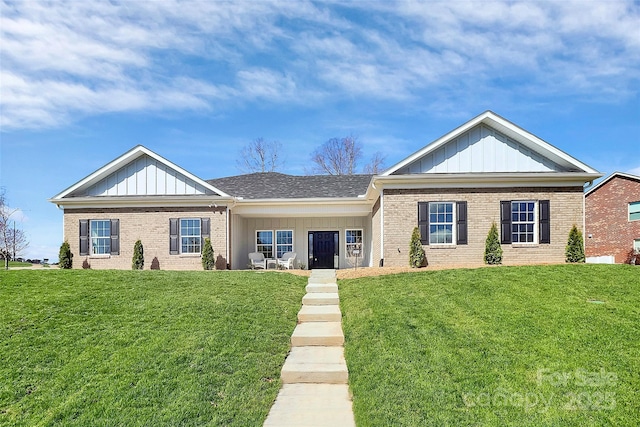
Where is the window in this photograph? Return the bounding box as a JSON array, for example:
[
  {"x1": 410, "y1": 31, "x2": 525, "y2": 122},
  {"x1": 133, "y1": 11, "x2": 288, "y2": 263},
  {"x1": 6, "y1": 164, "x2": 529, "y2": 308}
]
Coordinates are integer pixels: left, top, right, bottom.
[
  {"x1": 418, "y1": 201, "x2": 467, "y2": 245},
  {"x1": 256, "y1": 230, "x2": 273, "y2": 258},
  {"x1": 169, "y1": 217, "x2": 209, "y2": 255},
  {"x1": 511, "y1": 201, "x2": 536, "y2": 243},
  {"x1": 180, "y1": 218, "x2": 201, "y2": 254},
  {"x1": 429, "y1": 202, "x2": 454, "y2": 244},
  {"x1": 90, "y1": 220, "x2": 111, "y2": 255},
  {"x1": 634, "y1": 239, "x2": 640, "y2": 251},
  {"x1": 276, "y1": 230, "x2": 293, "y2": 258},
  {"x1": 345, "y1": 229, "x2": 363, "y2": 257},
  {"x1": 257, "y1": 230, "x2": 294, "y2": 258},
  {"x1": 80, "y1": 219, "x2": 119, "y2": 256},
  {"x1": 500, "y1": 200, "x2": 550, "y2": 245},
  {"x1": 630, "y1": 202, "x2": 640, "y2": 221}
]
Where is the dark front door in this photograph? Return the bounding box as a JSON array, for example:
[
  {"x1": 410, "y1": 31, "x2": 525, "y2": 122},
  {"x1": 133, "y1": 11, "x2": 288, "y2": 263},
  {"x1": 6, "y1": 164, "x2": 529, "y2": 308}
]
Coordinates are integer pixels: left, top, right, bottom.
[{"x1": 309, "y1": 231, "x2": 338, "y2": 269}]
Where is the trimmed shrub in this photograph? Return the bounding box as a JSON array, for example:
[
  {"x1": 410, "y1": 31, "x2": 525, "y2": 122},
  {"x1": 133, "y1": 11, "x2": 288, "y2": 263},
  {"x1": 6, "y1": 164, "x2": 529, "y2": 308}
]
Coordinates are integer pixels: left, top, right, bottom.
[
  {"x1": 484, "y1": 222, "x2": 503, "y2": 265},
  {"x1": 409, "y1": 226, "x2": 425, "y2": 268},
  {"x1": 132, "y1": 240, "x2": 144, "y2": 270},
  {"x1": 565, "y1": 225, "x2": 585, "y2": 263},
  {"x1": 202, "y1": 237, "x2": 215, "y2": 270},
  {"x1": 58, "y1": 241, "x2": 73, "y2": 269}
]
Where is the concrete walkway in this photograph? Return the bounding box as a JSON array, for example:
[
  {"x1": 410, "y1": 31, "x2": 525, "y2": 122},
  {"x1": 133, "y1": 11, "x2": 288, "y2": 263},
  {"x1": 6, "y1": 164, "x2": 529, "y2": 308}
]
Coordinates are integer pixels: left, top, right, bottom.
[{"x1": 264, "y1": 269, "x2": 355, "y2": 427}]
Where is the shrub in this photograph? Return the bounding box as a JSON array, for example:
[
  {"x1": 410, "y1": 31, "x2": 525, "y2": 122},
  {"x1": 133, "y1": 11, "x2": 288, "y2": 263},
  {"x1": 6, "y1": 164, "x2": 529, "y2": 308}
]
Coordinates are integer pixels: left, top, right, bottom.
[
  {"x1": 58, "y1": 241, "x2": 73, "y2": 269},
  {"x1": 202, "y1": 238, "x2": 215, "y2": 270},
  {"x1": 565, "y1": 224, "x2": 585, "y2": 263},
  {"x1": 132, "y1": 240, "x2": 144, "y2": 270},
  {"x1": 625, "y1": 248, "x2": 640, "y2": 265},
  {"x1": 484, "y1": 222, "x2": 503, "y2": 265},
  {"x1": 409, "y1": 227, "x2": 425, "y2": 268}
]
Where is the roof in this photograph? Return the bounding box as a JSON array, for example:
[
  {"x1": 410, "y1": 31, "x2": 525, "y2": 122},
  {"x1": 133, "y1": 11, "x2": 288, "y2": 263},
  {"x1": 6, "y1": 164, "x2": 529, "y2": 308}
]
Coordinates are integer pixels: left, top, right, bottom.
[
  {"x1": 585, "y1": 172, "x2": 640, "y2": 196},
  {"x1": 207, "y1": 172, "x2": 373, "y2": 199},
  {"x1": 382, "y1": 110, "x2": 600, "y2": 176}
]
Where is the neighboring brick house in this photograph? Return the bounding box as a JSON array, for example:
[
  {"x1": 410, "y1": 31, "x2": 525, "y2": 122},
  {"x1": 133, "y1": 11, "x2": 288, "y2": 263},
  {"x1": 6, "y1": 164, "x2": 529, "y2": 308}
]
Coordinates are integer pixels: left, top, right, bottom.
[
  {"x1": 50, "y1": 111, "x2": 601, "y2": 270},
  {"x1": 585, "y1": 172, "x2": 640, "y2": 263}
]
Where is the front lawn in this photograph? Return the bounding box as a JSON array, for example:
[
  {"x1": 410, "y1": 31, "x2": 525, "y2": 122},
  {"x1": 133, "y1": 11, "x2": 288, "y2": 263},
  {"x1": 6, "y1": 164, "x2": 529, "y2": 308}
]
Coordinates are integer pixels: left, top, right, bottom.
[
  {"x1": 340, "y1": 265, "x2": 639, "y2": 426},
  {"x1": 0, "y1": 270, "x2": 306, "y2": 426}
]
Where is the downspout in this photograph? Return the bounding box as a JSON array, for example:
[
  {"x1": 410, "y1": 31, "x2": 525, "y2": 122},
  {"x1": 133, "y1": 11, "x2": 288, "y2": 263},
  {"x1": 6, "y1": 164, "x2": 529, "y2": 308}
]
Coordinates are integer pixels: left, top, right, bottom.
[{"x1": 380, "y1": 189, "x2": 384, "y2": 266}]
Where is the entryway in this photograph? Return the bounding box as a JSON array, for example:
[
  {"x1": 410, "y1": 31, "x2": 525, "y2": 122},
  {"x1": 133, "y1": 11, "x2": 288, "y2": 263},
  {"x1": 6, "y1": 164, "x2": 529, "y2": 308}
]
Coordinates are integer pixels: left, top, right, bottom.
[{"x1": 308, "y1": 231, "x2": 339, "y2": 269}]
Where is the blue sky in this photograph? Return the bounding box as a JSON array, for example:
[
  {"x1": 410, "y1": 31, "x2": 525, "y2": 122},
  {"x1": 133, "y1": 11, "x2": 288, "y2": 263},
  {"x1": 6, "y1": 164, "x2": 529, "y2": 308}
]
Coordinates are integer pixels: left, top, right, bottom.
[{"x1": 1, "y1": 0, "x2": 639, "y2": 261}]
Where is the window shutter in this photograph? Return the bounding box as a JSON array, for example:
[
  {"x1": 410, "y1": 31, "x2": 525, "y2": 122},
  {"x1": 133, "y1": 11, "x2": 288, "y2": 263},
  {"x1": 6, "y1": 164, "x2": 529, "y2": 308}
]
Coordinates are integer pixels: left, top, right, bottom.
[
  {"x1": 110, "y1": 219, "x2": 120, "y2": 255},
  {"x1": 201, "y1": 218, "x2": 210, "y2": 239},
  {"x1": 500, "y1": 201, "x2": 512, "y2": 244},
  {"x1": 169, "y1": 218, "x2": 179, "y2": 255},
  {"x1": 456, "y1": 201, "x2": 468, "y2": 245},
  {"x1": 79, "y1": 219, "x2": 89, "y2": 256},
  {"x1": 539, "y1": 200, "x2": 550, "y2": 244},
  {"x1": 418, "y1": 202, "x2": 429, "y2": 244}
]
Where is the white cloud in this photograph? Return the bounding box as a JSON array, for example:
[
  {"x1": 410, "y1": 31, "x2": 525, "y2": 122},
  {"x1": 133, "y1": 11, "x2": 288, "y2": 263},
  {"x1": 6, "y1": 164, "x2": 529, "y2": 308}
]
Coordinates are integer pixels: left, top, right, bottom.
[
  {"x1": 1, "y1": 0, "x2": 638, "y2": 130},
  {"x1": 627, "y1": 166, "x2": 640, "y2": 177}
]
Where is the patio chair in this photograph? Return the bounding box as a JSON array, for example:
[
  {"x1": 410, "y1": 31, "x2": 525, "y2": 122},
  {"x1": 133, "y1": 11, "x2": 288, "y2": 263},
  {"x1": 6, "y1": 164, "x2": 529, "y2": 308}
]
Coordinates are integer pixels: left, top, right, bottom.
[
  {"x1": 277, "y1": 252, "x2": 297, "y2": 269},
  {"x1": 248, "y1": 252, "x2": 266, "y2": 269}
]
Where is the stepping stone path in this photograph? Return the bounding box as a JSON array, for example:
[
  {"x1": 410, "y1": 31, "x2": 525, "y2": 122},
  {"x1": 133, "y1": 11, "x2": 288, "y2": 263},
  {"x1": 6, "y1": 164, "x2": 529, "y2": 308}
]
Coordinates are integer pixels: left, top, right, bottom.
[{"x1": 264, "y1": 269, "x2": 355, "y2": 427}]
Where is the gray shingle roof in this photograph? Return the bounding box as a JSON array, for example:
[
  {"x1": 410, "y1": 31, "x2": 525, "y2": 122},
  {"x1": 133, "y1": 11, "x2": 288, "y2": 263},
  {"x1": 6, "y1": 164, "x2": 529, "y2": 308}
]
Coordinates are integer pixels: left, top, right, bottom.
[{"x1": 207, "y1": 172, "x2": 373, "y2": 199}]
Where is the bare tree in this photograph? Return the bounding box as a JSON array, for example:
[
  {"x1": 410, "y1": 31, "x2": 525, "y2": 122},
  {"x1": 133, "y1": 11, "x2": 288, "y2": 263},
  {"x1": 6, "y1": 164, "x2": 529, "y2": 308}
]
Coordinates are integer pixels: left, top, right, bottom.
[
  {"x1": 310, "y1": 135, "x2": 362, "y2": 175},
  {"x1": 363, "y1": 151, "x2": 387, "y2": 174},
  {"x1": 0, "y1": 191, "x2": 29, "y2": 269},
  {"x1": 236, "y1": 138, "x2": 284, "y2": 173}
]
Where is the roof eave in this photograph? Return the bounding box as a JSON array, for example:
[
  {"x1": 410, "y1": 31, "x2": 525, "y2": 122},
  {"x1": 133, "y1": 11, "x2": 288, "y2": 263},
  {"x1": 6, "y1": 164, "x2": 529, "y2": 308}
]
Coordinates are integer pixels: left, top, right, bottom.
[{"x1": 49, "y1": 195, "x2": 233, "y2": 209}]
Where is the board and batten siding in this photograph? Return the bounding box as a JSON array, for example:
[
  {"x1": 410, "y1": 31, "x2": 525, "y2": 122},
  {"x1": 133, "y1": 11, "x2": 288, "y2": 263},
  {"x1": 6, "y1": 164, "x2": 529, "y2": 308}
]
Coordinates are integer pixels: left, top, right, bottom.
[
  {"x1": 84, "y1": 154, "x2": 213, "y2": 197},
  {"x1": 396, "y1": 124, "x2": 566, "y2": 174}
]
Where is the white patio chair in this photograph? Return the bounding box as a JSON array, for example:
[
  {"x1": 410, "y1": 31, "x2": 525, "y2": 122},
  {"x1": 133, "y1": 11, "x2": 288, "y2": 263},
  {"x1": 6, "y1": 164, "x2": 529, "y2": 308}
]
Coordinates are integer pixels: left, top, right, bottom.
[
  {"x1": 249, "y1": 252, "x2": 266, "y2": 269},
  {"x1": 277, "y1": 252, "x2": 296, "y2": 269}
]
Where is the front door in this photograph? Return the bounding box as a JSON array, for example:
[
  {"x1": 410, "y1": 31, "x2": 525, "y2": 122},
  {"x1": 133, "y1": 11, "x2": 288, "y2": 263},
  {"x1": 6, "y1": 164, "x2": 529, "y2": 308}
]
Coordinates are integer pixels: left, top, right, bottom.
[{"x1": 309, "y1": 231, "x2": 338, "y2": 269}]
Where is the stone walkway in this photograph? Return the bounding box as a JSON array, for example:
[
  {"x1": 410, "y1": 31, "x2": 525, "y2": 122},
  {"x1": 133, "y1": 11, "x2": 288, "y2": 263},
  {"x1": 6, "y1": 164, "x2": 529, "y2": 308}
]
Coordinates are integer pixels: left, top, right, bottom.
[{"x1": 264, "y1": 269, "x2": 355, "y2": 427}]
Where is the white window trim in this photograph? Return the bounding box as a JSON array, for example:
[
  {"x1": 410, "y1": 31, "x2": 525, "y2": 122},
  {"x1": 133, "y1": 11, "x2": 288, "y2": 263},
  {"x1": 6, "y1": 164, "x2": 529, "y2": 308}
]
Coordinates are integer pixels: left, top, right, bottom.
[
  {"x1": 629, "y1": 201, "x2": 640, "y2": 222},
  {"x1": 511, "y1": 200, "x2": 538, "y2": 245},
  {"x1": 180, "y1": 218, "x2": 201, "y2": 254},
  {"x1": 256, "y1": 230, "x2": 274, "y2": 259},
  {"x1": 429, "y1": 201, "x2": 456, "y2": 245},
  {"x1": 633, "y1": 239, "x2": 640, "y2": 252},
  {"x1": 345, "y1": 229, "x2": 364, "y2": 257},
  {"x1": 276, "y1": 229, "x2": 294, "y2": 259},
  {"x1": 90, "y1": 219, "x2": 111, "y2": 256}
]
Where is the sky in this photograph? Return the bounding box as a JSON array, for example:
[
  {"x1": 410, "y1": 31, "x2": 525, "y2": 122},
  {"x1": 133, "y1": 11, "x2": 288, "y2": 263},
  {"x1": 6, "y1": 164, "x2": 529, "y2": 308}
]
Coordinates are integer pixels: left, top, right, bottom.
[{"x1": 1, "y1": 0, "x2": 639, "y2": 262}]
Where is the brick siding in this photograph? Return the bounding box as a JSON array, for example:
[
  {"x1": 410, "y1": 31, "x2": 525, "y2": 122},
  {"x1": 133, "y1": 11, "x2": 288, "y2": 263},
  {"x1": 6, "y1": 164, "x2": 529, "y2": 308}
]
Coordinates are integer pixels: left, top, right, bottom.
[
  {"x1": 382, "y1": 187, "x2": 584, "y2": 267},
  {"x1": 585, "y1": 176, "x2": 640, "y2": 263},
  {"x1": 63, "y1": 206, "x2": 228, "y2": 270}
]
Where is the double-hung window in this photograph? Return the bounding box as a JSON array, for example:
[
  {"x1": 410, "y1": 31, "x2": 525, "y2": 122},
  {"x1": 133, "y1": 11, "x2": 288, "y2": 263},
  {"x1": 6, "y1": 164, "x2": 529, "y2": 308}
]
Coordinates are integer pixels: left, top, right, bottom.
[
  {"x1": 417, "y1": 201, "x2": 468, "y2": 245},
  {"x1": 80, "y1": 219, "x2": 119, "y2": 256},
  {"x1": 629, "y1": 202, "x2": 640, "y2": 221},
  {"x1": 500, "y1": 200, "x2": 550, "y2": 244},
  {"x1": 180, "y1": 218, "x2": 201, "y2": 254},
  {"x1": 256, "y1": 230, "x2": 294, "y2": 259},
  {"x1": 276, "y1": 230, "x2": 293, "y2": 258},
  {"x1": 511, "y1": 201, "x2": 536, "y2": 243},
  {"x1": 345, "y1": 229, "x2": 363, "y2": 257},
  {"x1": 169, "y1": 217, "x2": 210, "y2": 255},
  {"x1": 90, "y1": 220, "x2": 111, "y2": 255}
]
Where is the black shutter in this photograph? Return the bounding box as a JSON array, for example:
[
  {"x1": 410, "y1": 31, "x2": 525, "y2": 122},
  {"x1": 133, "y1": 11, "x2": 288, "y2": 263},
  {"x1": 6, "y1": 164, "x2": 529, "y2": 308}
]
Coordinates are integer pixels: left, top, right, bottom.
[
  {"x1": 110, "y1": 219, "x2": 120, "y2": 255},
  {"x1": 169, "y1": 218, "x2": 179, "y2": 255},
  {"x1": 539, "y1": 200, "x2": 550, "y2": 244},
  {"x1": 418, "y1": 202, "x2": 429, "y2": 244},
  {"x1": 201, "y1": 218, "x2": 210, "y2": 239},
  {"x1": 79, "y1": 219, "x2": 89, "y2": 256},
  {"x1": 500, "y1": 201, "x2": 512, "y2": 244},
  {"x1": 456, "y1": 201, "x2": 468, "y2": 245}
]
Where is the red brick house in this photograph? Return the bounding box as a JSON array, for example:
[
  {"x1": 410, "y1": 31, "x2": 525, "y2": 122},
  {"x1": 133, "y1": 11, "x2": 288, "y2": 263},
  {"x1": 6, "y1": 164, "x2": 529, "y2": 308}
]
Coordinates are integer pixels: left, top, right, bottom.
[{"x1": 585, "y1": 172, "x2": 640, "y2": 263}]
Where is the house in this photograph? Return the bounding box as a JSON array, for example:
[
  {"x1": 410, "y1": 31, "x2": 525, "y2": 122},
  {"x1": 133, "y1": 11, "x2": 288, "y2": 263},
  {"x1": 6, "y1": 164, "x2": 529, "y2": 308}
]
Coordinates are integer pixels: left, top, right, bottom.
[
  {"x1": 585, "y1": 172, "x2": 640, "y2": 263},
  {"x1": 50, "y1": 111, "x2": 601, "y2": 270}
]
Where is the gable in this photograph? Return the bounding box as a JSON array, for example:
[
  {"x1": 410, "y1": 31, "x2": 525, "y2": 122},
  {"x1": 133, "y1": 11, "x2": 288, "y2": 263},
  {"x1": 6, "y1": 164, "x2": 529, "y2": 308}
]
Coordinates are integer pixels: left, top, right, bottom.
[
  {"x1": 384, "y1": 111, "x2": 598, "y2": 176},
  {"x1": 81, "y1": 154, "x2": 214, "y2": 197},
  {"x1": 394, "y1": 124, "x2": 567, "y2": 174},
  {"x1": 52, "y1": 145, "x2": 228, "y2": 200}
]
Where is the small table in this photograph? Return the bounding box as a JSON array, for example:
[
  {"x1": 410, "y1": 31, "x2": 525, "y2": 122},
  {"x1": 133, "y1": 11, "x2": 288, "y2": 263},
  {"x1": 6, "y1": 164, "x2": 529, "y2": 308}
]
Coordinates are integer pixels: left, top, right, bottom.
[{"x1": 266, "y1": 258, "x2": 278, "y2": 270}]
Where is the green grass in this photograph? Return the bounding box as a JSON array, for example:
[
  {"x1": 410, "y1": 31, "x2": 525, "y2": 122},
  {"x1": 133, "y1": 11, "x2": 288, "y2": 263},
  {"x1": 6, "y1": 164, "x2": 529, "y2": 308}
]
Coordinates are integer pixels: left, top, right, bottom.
[
  {"x1": 5, "y1": 261, "x2": 32, "y2": 268},
  {"x1": 0, "y1": 270, "x2": 306, "y2": 427},
  {"x1": 340, "y1": 265, "x2": 639, "y2": 426}
]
